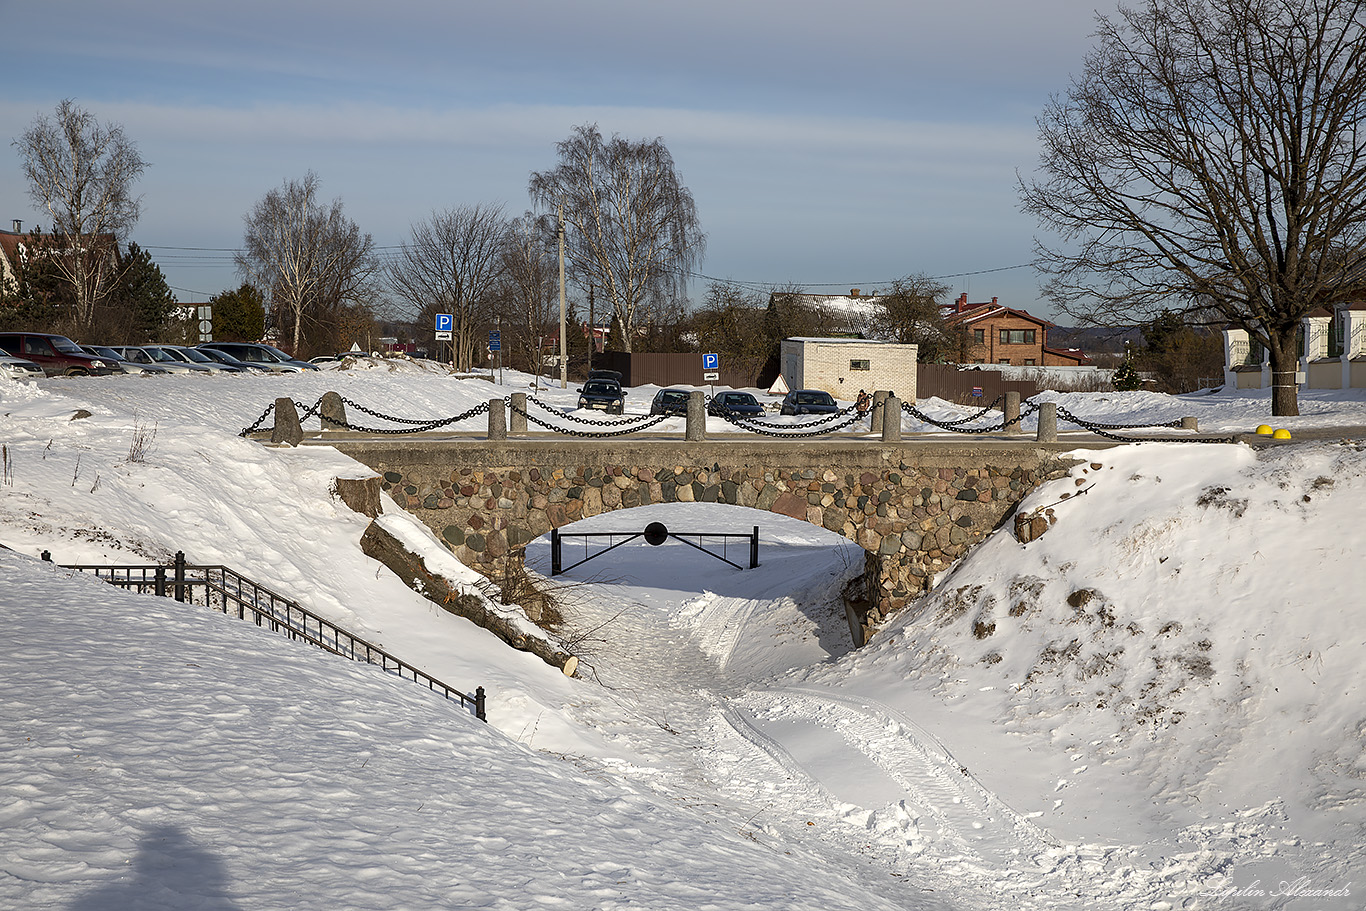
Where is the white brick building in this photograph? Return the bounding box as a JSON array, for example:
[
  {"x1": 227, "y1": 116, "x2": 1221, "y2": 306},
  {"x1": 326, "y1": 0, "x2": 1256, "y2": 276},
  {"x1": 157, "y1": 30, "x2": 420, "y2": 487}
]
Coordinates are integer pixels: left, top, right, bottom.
[{"x1": 779, "y1": 337, "x2": 918, "y2": 402}]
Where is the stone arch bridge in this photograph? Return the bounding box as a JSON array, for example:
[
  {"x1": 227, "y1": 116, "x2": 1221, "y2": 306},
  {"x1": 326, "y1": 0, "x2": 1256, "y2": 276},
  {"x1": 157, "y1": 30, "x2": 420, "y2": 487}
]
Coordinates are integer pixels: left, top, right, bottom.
[{"x1": 327, "y1": 438, "x2": 1078, "y2": 643}]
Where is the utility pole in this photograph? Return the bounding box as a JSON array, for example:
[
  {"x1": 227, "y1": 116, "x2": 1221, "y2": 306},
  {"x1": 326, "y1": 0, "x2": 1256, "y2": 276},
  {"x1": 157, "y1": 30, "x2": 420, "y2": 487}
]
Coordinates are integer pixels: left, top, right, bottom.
[
  {"x1": 587, "y1": 283, "x2": 594, "y2": 374},
  {"x1": 558, "y1": 203, "x2": 567, "y2": 389}
]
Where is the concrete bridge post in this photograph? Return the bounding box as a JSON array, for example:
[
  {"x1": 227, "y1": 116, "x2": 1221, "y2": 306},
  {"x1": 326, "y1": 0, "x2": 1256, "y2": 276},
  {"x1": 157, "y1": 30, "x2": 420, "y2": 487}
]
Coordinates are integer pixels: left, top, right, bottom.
[
  {"x1": 1181, "y1": 416, "x2": 1198, "y2": 431},
  {"x1": 1036, "y1": 402, "x2": 1058, "y2": 442},
  {"x1": 510, "y1": 393, "x2": 527, "y2": 434},
  {"x1": 686, "y1": 391, "x2": 706, "y2": 441},
  {"x1": 869, "y1": 390, "x2": 888, "y2": 432},
  {"x1": 1004, "y1": 391, "x2": 1022, "y2": 435},
  {"x1": 488, "y1": 398, "x2": 507, "y2": 441},
  {"x1": 881, "y1": 395, "x2": 902, "y2": 442},
  {"x1": 321, "y1": 391, "x2": 347, "y2": 431},
  {"x1": 271, "y1": 397, "x2": 302, "y2": 446}
]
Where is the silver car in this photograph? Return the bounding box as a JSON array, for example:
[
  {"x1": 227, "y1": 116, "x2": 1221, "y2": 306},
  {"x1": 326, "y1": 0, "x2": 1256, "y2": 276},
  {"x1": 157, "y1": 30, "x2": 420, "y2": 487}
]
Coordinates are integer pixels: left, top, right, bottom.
[
  {"x1": 81, "y1": 345, "x2": 168, "y2": 375},
  {"x1": 159, "y1": 345, "x2": 244, "y2": 373},
  {"x1": 0, "y1": 353, "x2": 45, "y2": 380},
  {"x1": 114, "y1": 346, "x2": 206, "y2": 374}
]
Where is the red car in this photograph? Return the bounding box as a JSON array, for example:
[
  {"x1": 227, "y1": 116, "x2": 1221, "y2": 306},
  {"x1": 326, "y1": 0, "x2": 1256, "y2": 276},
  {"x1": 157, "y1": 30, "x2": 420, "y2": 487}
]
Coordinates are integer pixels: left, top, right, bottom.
[{"x1": 0, "y1": 332, "x2": 119, "y2": 376}]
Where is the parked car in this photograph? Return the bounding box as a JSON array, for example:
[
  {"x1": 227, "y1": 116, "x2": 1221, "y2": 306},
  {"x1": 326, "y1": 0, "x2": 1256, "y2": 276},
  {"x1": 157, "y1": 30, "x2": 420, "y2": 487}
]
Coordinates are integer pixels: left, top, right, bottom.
[
  {"x1": 707, "y1": 391, "x2": 765, "y2": 417},
  {"x1": 113, "y1": 346, "x2": 201, "y2": 374},
  {"x1": 780, "y1": 389, "x2": 841, "y2": 416},
  {"x1": 199, "y1": 342, "x2": 318, "y2": 372},
  {"x1": 196, "y1": 346, "x2": 271, "y2": 372},
  {"x1": 649, "y1": 388, "x2": 691, "y2": 416},
  {"x1": 0, "y1": 332, "x2": 119, "y2": 376},
  {"x1": 132, "y1": 345, "x2": 215, "y2": 373},
  {"x1": 587, "y1": 368, "x2": 623, "y2": 384},
  {"x1": 156, "y1": 345, "x2": 245, "y2": 373},
  {"x1": 80, "y1": 345, "x2": 168, "y2": 375},
  {"x1": 576, "y1": 379, "x2": 626, "y2": 414},
  {"x1": 0, "y1": 353, "x2": 45, "y2": 380}
]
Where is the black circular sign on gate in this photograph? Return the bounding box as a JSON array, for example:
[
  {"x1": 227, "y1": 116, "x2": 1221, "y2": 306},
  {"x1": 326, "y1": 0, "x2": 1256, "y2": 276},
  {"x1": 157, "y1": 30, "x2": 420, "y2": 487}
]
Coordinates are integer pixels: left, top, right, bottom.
[{"x1": 643, "y1": 522, "x2": 669, "y2": 546}]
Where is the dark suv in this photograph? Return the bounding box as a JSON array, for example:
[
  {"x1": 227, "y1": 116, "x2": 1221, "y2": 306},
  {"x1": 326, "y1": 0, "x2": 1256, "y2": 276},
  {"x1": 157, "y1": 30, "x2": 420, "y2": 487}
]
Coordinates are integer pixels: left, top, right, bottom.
[
  {"x1": 649, "y1": 388, "x2": 691, "y2": 416},
  {"x1": 576, "y1": 379, "x2": 626, "y2": 414},
  {"x1": 0, "y1": 332, "x2": 119, "y2": 376}
]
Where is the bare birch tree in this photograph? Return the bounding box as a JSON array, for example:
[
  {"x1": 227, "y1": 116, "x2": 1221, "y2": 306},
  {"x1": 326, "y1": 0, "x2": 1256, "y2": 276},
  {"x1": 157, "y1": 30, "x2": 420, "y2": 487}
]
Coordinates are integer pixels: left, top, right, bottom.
[
  {"x1": 1020, "y1": 0, "x2": 1366, "y2": 415},
  {"x1": 236, "y1": 172, "x2": 376, "y2": 356},
  {"x1": 13, "y1": 99, "x2": 147, "y2": 332},
  {"x1": 386, "y1": 204, "x2": 509, "y2": 372},
  {"x1": 497, "y1": 213, "x2": 559, "y2": 375},
  {"x1": 528, "y1": 124, "x2": 705, "y2": 353}
]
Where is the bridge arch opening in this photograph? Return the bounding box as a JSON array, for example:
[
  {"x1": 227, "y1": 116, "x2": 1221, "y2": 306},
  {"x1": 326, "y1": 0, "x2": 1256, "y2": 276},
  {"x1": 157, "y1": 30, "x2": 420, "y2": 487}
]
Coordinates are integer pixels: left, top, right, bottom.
[{"x1": 521, "y1": 503, "x2": 866, "y2": 683}]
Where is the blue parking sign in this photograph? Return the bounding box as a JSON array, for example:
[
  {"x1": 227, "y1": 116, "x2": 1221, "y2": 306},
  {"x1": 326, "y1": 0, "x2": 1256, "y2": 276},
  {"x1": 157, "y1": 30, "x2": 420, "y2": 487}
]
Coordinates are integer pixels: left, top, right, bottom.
[
  {"x1": 488, "y1": 330, "x2": 501, "y2": 351},
  {"x1": 435, "y1": 313, "x2": 453, "y2": 332},
  {"x1": 702, "y1": 352, "x2": 719, "y2": 370}
]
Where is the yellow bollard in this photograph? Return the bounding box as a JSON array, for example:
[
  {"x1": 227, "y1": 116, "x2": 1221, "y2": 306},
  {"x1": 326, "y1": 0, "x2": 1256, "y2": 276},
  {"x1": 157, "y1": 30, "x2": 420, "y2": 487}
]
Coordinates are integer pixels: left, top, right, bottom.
[
  {"x1": 1255, "y1": 424, "x2": 1274, "y2": 435},
  {"x1": 1272, "y1": 428, "x2": 1292, "y2": 440}
]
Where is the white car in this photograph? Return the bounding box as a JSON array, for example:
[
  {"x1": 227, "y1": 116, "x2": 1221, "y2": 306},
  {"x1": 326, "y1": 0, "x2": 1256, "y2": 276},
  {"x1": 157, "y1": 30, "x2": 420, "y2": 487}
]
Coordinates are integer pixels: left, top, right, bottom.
[{"x1": 0, "y1": 353, "x2": 45, "y2": 380}]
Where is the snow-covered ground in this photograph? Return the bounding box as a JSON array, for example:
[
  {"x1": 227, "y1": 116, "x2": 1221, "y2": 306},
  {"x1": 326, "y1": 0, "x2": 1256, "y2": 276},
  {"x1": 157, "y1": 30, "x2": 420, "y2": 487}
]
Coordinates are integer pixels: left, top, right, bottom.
[{"x1": 1, "y1": 361, "x2": 1362, "y2": 910}]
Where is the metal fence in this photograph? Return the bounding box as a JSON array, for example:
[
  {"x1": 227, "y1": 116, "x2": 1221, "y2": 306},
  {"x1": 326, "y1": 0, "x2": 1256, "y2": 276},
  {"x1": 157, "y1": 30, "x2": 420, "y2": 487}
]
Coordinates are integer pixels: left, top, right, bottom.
[{"x1": 43, "y1": 550, "x2": 486, "y2": 722}]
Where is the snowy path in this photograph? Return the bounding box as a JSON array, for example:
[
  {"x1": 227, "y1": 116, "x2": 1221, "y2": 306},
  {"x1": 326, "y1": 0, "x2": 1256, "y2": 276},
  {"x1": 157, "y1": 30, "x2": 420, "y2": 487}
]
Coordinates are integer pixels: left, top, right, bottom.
[{"x1": 530, "y1": 506, "x2": 1231, "y2": 911}]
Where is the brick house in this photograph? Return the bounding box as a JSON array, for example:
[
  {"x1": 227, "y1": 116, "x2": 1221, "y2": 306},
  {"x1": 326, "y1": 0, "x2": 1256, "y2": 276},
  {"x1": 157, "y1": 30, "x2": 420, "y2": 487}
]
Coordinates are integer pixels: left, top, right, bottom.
[{"x1": 942, "y1": 294, "x2": 1088, "y2": 367}]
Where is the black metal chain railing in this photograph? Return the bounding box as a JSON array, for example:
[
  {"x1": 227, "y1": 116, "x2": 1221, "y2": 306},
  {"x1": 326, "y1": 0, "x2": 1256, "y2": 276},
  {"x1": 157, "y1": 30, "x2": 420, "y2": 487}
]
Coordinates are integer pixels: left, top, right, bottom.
[
  {"x1": 240, "y1": 397, "x2": 491, "y2": 437},
  {"x1": 904, "y1": 400, "x2": 1040, "y2": 434},
  {"x1": 1053, "y1": 405, "x2": 1239, "y2": 443},
  {"x1": 322, "y1": 400, "x2": 491, "y2": 435},
  {"x1": 513, "y1": 397, "x2": 671, "y2": 437},
  {"x1": 42, "y1": 550, "x2": 487, "y2": 721},
  {"x1": 714, "y1": 406, "x2": 868, "y2": 437},
  {"x1": 239, "y1": 392, "x2": 1237, "y2": 444}
]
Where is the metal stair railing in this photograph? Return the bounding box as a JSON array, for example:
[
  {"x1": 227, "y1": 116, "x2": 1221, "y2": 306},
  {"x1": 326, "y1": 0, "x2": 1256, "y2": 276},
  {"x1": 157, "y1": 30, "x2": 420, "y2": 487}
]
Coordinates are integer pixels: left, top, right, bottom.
[{"x1": 42, "y1": 550, "x2": 486, "y2": 722}]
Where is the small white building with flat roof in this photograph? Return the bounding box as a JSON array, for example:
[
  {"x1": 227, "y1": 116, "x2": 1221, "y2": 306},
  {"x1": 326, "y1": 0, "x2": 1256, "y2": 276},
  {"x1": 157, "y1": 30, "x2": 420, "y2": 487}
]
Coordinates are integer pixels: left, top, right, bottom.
[{"x1": 780, "y1": 337, "x2": 918, "y2": 402}]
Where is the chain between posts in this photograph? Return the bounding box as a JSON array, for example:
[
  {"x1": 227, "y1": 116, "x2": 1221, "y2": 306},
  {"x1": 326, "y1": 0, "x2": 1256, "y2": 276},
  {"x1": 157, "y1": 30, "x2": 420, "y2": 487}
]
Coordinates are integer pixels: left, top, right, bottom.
[
  {"x1": 239, "y1": 397, "x2": 490, "y2": 437},
  {"x1": 714, "y1": 407, "x2": 867, "y2": 437},
  {"x1": 903, "y1": 400, "x2": 1040, "y2": 434},
  {"x1": 511, "y1": 398, "x2": 671, "y2": 437},
  {"x1": 1052, "y1": 405, "x2": 1239, "y2": 443},
  {"x1": 240, "y1": 393, "x2": 1238, "y2": 444}
]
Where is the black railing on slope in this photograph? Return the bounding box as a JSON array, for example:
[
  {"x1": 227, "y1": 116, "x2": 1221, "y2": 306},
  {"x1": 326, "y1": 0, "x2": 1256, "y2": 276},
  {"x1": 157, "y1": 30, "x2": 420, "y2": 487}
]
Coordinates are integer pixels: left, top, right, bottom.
[{"x1": 42, "y1": 550, "x2": 486, "y2": 722}]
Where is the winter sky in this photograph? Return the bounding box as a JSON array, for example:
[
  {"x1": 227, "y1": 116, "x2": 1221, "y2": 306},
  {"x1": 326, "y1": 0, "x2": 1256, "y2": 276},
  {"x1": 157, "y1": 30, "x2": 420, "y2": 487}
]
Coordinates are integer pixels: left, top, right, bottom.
[{"x1": 0, "y1": 0, "x2": 1104, "y2": 311}]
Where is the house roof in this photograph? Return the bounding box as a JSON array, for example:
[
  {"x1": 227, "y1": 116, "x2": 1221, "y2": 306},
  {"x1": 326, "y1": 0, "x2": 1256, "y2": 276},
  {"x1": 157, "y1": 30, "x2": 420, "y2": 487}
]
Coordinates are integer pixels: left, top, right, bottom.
[
  {"x1": 944, "y1": 303, "x2": 1055, "y2": 329},
  {"x1": 0, "y1": 230, "x2": 23, "y2": 269}
]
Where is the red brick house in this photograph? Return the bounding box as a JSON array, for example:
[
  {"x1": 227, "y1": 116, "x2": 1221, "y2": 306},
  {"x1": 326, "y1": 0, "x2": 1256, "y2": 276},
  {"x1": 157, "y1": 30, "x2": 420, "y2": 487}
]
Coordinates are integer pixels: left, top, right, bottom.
[{"x1": 942, "y1": 294, "x2": 1089, "y2": 366}]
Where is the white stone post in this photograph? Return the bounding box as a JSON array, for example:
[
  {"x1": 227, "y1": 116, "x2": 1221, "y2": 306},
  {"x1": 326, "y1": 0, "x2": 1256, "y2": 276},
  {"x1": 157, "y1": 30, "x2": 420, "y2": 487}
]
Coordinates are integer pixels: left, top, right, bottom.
[{"x1": 1222, "y1": 328, "x2": 1249, "y2": 389}]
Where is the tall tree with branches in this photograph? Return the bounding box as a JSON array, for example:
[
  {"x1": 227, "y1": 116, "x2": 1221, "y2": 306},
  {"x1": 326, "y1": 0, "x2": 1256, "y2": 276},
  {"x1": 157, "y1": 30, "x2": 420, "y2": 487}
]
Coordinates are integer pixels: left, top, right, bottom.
[
  {"x1": 1020, "y1": 0, "x2": 1366, "y2": 415},
  {"x1": 386, "y1": 204, "x2": 509, "y2": 372},
  {"x1": 528, "y1": 124, "x2": 705, "y2": 353},
  {"x1": 13, "y1": 99, "x2": 147, "y2": 332},
  {"x1": 236, "y1": 172, "x2": 376, "y2": 356},
  {"x1": 869, "y1": 273, "x2": 958, "y2": 360},
  {"x1": 497, "y1": 213, "x2": 559, "y2": 375}
]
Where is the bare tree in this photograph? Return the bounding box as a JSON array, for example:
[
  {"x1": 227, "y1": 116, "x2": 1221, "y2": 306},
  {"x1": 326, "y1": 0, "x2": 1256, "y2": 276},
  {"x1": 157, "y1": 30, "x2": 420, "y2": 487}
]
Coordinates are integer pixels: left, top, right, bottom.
[
  {"x1": 236, "y1": 172, "x2": 376, "y2": 356},
  {"x1": 386, "y1": 204, "x2": 510, "y2": 372},
  {"x1": 869, "y1": 274, "x2": 957, "y2": 360},
  {"x1": 529, "y1": 124, "x2": 705, "y2": 353},
  {"x1": 1020, "y1": 0, "x2": 1366, "y2": 415},
  {"x1": 498, "y1": 213, "x2": 559, "y2": 376},
  {"x1": 13, "y1": 99, "x2": 147, "y2": 331}
]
